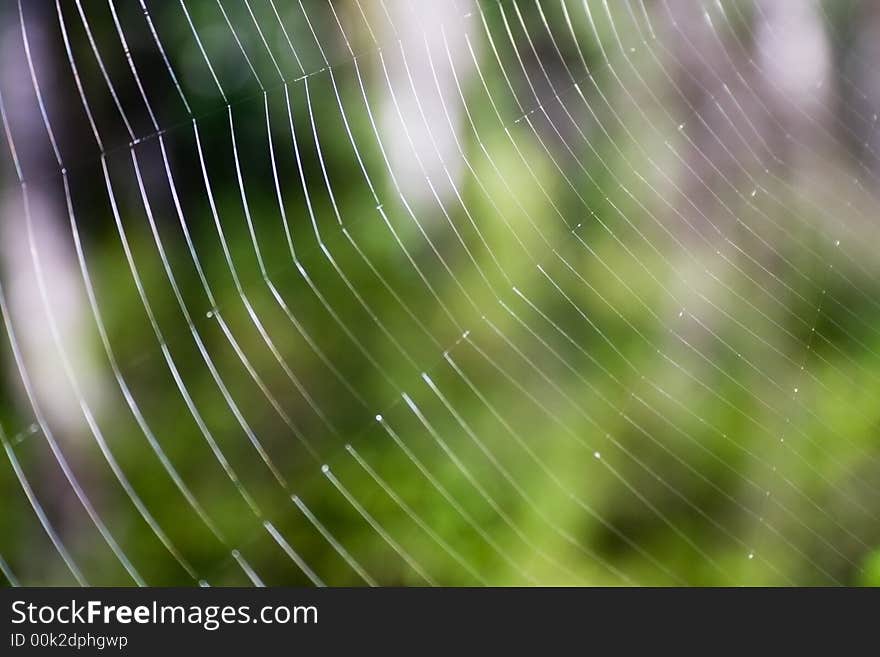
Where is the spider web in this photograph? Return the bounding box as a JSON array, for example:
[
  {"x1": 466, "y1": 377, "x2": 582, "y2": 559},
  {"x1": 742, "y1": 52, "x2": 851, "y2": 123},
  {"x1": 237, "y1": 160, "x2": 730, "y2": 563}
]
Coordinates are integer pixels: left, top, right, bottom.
[{"x1": 1, "y1": 0, "x2": 879, "y2": 586}]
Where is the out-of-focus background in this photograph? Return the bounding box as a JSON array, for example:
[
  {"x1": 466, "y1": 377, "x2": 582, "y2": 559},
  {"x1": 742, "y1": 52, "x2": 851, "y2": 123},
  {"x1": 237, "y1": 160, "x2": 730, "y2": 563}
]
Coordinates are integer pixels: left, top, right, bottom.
[{"x1": 1, "y1": 0, "x2": 879, "y2": 586}]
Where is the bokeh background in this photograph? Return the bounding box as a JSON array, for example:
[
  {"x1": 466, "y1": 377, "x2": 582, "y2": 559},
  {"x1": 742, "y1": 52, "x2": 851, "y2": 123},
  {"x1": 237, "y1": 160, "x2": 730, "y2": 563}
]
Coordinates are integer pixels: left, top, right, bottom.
[{"x1": 1, "y1": 0, "x2": 879, "y2": 586}]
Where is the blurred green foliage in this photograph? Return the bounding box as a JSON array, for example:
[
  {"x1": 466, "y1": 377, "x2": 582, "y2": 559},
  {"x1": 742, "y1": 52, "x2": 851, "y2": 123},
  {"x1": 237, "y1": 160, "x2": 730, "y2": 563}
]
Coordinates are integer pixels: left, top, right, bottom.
[{"x1": 1, "y1": 0, "x2": 878, "y2": 587}]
